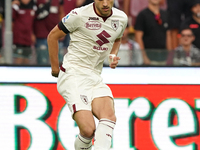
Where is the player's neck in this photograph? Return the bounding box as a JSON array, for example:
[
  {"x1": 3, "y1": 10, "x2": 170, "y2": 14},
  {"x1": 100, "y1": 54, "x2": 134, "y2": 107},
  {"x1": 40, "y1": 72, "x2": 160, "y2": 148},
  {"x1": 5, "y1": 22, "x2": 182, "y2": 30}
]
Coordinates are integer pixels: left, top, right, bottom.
[{"x1": 93, "y1": 3, "x2": 112, "y2": 21}]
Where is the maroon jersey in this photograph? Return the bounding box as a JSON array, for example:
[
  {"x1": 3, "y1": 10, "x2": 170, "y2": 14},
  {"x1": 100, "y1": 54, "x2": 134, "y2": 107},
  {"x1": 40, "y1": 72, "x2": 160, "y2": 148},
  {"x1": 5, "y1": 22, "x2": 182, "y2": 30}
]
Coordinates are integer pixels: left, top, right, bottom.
[
  {"x1": 34, "y1": 0, "x2": 63, "y2": 38},
  {"x1": 12, "y1": 4, "x2": 36, "y2": 46},
  {"x1": 63, "y1": 0, "x2": 77, "y2": 14}
]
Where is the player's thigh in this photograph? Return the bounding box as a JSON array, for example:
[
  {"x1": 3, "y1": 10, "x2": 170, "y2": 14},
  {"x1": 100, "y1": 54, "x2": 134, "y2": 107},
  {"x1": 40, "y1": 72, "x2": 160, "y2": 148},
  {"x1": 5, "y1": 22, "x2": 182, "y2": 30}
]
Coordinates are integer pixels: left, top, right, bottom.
[
  {"x1": 73, "y1": 110, "x2": 96, "y2": 137},
  {"x1": 57, "y1": 70, "x2": 93, "y2": 116},
  {"x1": 92, "y1": 96, "x2": 116, "y2": 121}
]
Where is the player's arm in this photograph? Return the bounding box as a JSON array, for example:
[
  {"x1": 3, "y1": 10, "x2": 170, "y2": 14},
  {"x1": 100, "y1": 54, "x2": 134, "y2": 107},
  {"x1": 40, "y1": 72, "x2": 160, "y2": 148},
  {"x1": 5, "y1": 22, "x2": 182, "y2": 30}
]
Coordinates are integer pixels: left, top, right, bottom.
[
  {"x1": 47, "y1": 25, "x2": 66, "y2": 77},
  {"x1": 109, "y1": 38, "x2": 121, "y2": 69}
]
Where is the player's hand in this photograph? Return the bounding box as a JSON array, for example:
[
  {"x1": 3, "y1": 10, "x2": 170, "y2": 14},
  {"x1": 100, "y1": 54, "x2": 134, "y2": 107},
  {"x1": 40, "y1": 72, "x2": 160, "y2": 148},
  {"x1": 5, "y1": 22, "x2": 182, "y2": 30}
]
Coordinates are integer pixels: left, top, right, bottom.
[
  {"x1": 109, "y1": 56, "x2": 120, "y2": 69},
  {"x1": 51, "y1": 70, "x2": 59, "y2": 78}
]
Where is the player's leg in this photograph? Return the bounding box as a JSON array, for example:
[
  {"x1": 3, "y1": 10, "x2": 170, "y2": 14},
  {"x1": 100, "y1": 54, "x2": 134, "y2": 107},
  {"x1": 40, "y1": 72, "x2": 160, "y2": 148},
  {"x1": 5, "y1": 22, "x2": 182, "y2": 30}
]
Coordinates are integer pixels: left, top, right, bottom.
[
  {"x1": 73, "y1": 110, "x2": 96, "y2": 150},
  {"x1": 92, "y1": 96, "x2": 116, "y2": 150}
]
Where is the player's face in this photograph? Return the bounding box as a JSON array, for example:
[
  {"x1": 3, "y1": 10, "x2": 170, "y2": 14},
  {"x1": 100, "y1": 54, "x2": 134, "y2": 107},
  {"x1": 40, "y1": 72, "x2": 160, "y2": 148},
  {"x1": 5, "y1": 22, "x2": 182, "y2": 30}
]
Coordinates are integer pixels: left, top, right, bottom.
[{"x1": 94, "y1": 0, "x2": 114, "y2": 17}]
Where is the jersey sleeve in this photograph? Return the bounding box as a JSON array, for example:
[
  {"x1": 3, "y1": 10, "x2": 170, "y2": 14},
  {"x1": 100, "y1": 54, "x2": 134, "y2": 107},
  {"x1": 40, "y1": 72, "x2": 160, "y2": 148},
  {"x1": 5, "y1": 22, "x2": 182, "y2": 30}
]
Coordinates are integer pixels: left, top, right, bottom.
[
  {"x1": 60, "y1": 8, "x2": 81, "y2": 33},
  {"x1": 118, "y1": 14, "x2": 128, "y2": 39}
]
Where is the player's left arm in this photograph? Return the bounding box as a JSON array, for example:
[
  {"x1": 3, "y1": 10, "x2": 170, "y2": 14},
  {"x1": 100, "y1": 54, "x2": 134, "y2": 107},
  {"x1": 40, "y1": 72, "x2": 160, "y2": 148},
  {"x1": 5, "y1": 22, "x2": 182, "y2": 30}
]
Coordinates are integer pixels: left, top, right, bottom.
[
  {"x1": 109, "y1": 38, "x2": 121, "y2": 69},
  {"x1": 109, "y1": 12, "x2": 128, "y2": 69}
]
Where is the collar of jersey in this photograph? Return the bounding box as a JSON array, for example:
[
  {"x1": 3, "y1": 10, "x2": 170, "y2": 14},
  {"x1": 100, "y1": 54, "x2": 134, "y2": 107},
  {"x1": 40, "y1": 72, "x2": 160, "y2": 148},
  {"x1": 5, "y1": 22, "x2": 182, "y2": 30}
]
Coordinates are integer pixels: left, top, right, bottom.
[{"x1": 93, "y1": 2, "x2": 113, "y2": 22}]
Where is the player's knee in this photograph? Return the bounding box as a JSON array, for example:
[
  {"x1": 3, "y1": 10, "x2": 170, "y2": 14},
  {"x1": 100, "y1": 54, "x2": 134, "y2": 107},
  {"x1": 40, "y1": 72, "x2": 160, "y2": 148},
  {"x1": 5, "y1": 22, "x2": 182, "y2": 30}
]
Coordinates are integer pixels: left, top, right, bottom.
[
  {"x1": 110, "y1": 114, "x2": 117, "y2": 122},
  {"x1": 81, "y1": 126, "x2": 95, "y2": 138},
  {"x1": 105, "y1": 113, "x2": 116, "y2": 122}
]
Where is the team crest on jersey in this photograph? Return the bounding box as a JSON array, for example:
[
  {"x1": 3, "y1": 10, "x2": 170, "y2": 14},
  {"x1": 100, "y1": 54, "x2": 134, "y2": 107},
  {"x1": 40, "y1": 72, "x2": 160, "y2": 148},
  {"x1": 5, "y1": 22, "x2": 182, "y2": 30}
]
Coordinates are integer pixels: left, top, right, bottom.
[
  {"x1": 80, "y1": 95, "x2": 89, "y2": 105},
  {"x1": 111, "y1": 20, "x2": 119, "y2": 31}
]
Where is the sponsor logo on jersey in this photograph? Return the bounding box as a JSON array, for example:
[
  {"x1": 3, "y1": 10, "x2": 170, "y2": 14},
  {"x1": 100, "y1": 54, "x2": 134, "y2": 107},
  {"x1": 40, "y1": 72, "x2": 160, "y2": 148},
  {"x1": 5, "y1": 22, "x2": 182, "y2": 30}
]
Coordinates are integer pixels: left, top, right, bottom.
[
  {"x1": 93, "y1": 46, "x2": 108, "y2": 51},
  {"x1": 85, "y1": 21, "x2": 101, "y2": 30},
  {"x1": 111, "y1": 20, "x2": 119, "y2": 31},
  {"x1": 63, "y1": 15, "x2": 70, "y2": 22},
  {"x1": 88, "y1": 17, "x2": 99, "y2": 20},
  {"x1": 80, "y1": 95, "x2": 88, "y2": 105},
  {"x1": 96, "y1": 30, "x2": 111, "y2": 46}
]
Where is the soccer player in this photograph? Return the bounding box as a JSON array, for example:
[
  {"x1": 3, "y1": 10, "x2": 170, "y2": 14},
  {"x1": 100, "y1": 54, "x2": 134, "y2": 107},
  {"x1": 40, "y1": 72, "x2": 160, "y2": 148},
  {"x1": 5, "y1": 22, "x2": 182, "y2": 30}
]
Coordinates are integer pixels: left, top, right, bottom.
[{"x1": 47, "y1": 0, "x2": 127, "y2": 149}]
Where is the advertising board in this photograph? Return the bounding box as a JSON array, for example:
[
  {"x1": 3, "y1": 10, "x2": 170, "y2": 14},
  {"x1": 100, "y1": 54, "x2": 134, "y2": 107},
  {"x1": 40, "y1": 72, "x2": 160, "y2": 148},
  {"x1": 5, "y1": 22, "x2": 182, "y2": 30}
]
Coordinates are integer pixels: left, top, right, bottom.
[{"x1": 0, "y1": 66, "x2": 200, "y2": 150}]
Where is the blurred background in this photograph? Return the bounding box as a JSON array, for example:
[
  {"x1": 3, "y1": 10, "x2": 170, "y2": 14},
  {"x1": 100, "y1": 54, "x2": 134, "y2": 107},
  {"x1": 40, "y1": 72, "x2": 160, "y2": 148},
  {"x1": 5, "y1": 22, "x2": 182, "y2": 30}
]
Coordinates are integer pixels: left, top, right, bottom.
[{"x1": 1, "y1": 0, "x2": 200, "y2": 67}]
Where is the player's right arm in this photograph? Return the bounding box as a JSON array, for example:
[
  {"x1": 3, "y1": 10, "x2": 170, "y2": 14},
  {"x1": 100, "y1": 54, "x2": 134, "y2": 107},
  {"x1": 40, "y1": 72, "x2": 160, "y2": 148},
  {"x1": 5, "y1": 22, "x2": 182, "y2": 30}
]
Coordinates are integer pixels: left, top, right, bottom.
[
  {"x1": 48, "y1": 8, "x2": 81, "y2": 77},
  {"x1": 47, "y1": 25, "x2": 66, "y2": 77}
]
